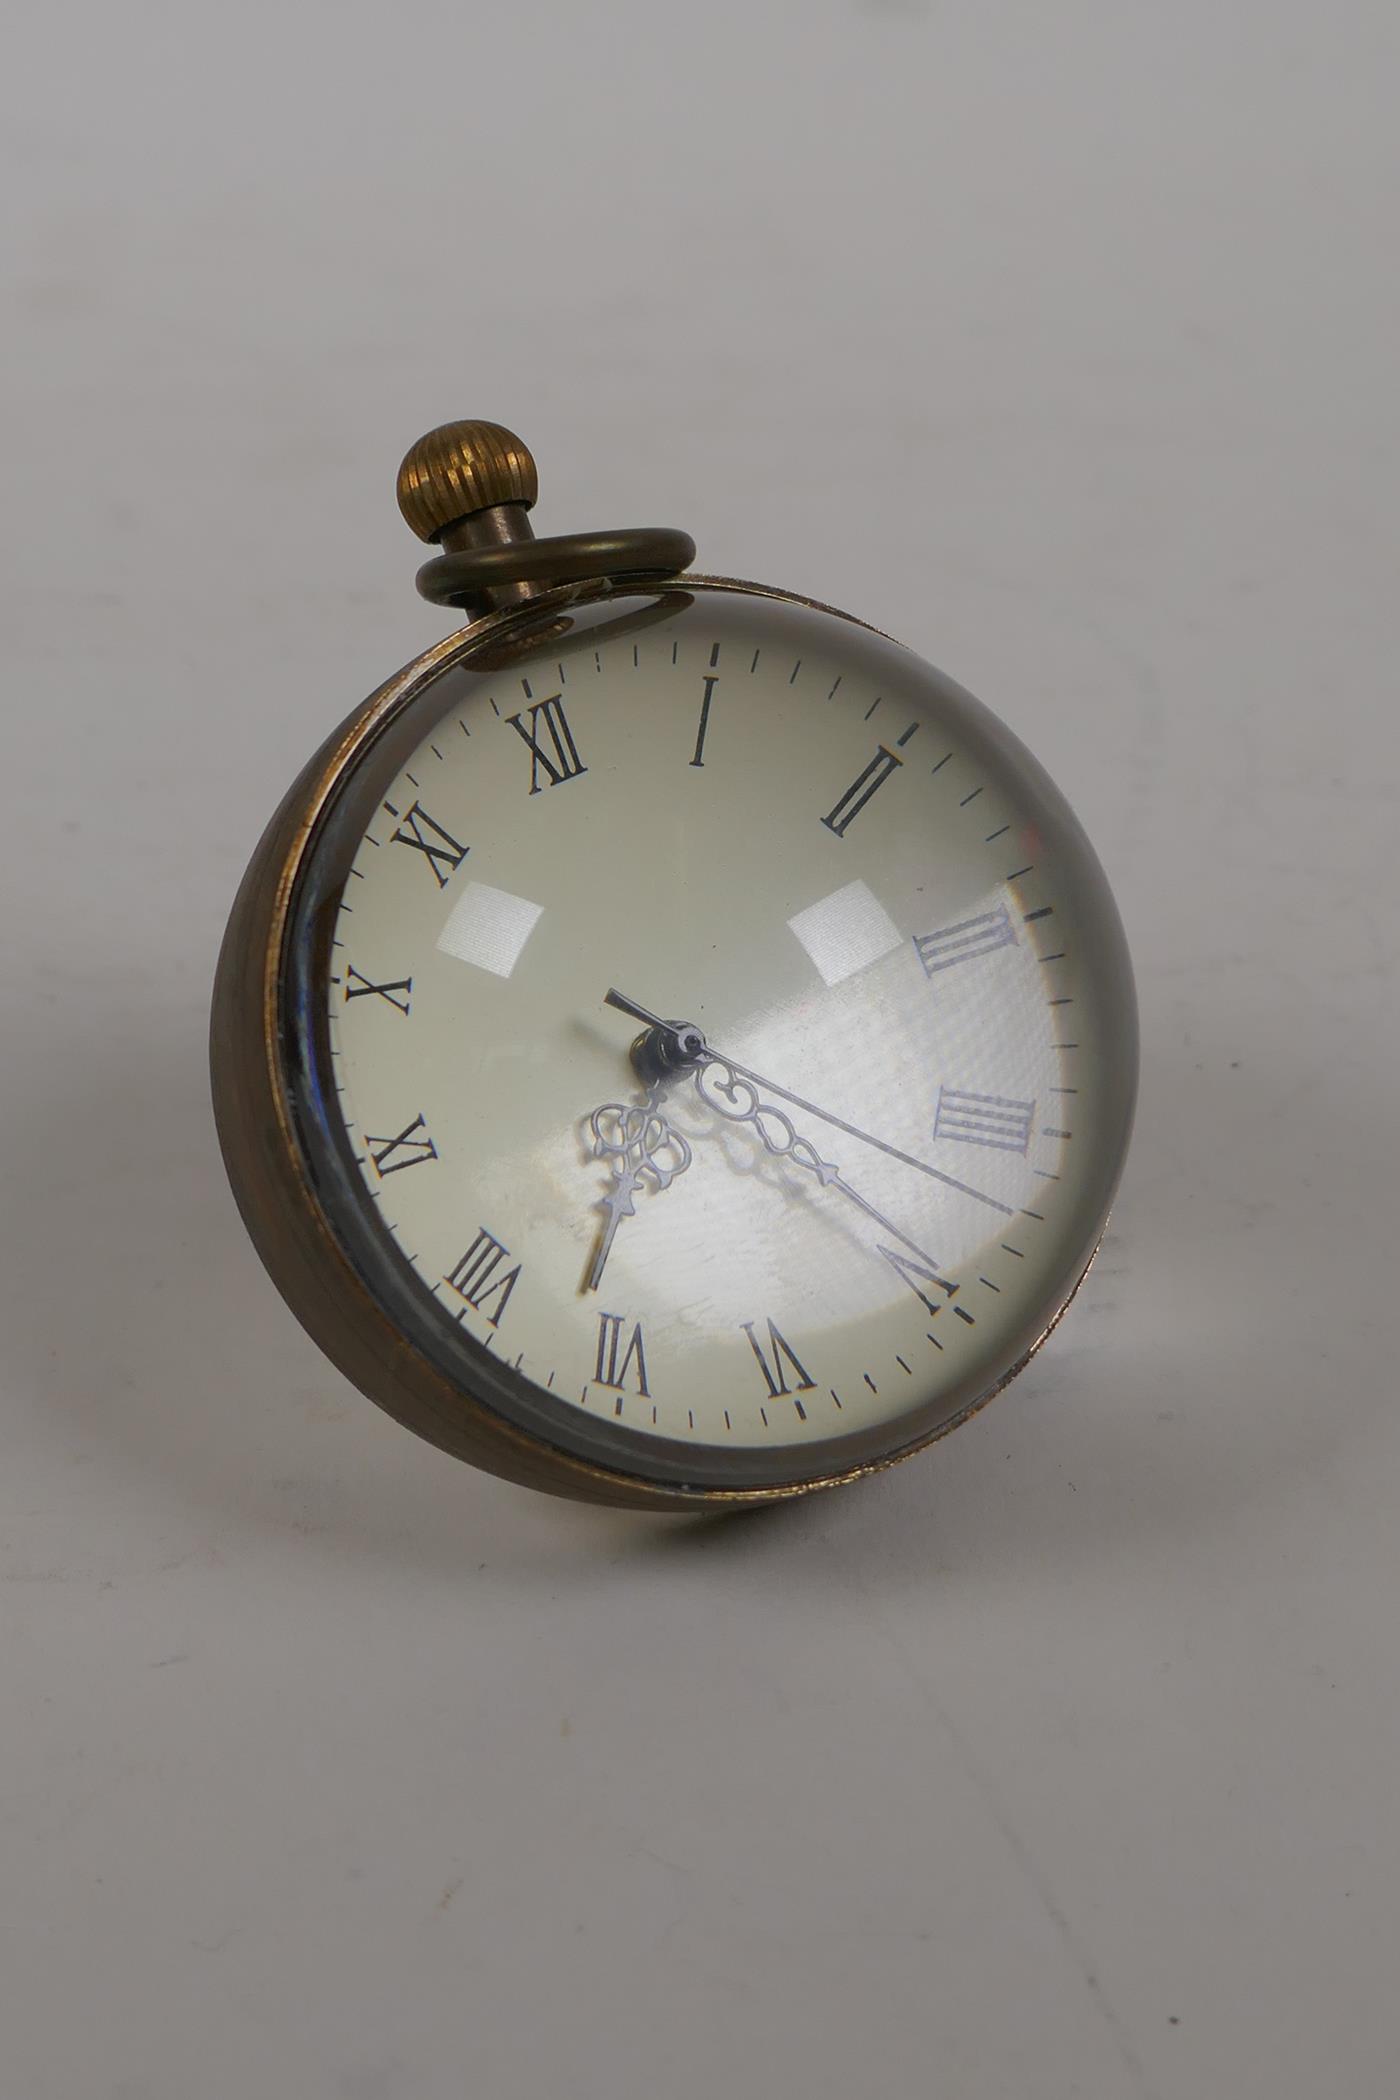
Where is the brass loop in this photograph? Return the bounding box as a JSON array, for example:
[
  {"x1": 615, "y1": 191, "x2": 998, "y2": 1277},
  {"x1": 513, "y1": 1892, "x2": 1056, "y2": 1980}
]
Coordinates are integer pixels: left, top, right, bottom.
[{"x1": 416, "y1": 527, "x2": 696, "y2": 607}]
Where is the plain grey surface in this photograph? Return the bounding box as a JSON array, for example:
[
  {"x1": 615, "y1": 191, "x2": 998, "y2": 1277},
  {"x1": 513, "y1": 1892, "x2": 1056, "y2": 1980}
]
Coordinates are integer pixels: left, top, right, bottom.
[{"x1": 4, "y1": 5, "x2": 1398, "y2": 2096}]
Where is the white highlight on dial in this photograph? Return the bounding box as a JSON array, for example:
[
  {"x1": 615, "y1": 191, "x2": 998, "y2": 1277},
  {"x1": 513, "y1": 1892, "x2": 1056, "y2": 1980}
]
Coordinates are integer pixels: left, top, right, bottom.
[
  {"x1": 787, "y1": 878, "x2": 903, "y2": 989},
  {"x1": 436, "y1": 880, "x2": 545, "y2": 979}
]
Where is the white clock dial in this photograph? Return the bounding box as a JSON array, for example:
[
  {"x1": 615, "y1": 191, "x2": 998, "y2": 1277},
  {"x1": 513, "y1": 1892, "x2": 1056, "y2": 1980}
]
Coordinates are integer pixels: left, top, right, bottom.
[{"x1": 306, "y1": 587, "x2": 1135, "y2": 1488}]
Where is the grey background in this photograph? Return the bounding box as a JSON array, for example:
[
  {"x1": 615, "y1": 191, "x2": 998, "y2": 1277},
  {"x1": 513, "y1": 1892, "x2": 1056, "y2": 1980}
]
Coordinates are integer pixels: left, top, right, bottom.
[{"x1": 3, "y1": 4, "x2": 1397, "y2": 2096}]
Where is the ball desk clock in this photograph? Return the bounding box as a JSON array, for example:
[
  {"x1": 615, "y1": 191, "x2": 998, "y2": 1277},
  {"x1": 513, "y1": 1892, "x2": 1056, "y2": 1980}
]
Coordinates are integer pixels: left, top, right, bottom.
[{"x1": 212, "y1": 420, "x2": 1137, "y2": 1510}]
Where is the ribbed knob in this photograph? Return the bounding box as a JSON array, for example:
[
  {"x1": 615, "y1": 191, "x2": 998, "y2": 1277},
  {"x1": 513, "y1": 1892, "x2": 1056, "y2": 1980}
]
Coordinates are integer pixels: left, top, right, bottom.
[{"x1": 396, "y1": 421, "x2": 539, "y2": 542}]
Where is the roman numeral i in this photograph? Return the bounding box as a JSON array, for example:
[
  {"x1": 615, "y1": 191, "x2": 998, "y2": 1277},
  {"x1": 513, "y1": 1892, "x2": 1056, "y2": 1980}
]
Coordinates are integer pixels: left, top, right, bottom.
[{"x1": 506, "y1": 694, "x2": 587, "y2": 793}]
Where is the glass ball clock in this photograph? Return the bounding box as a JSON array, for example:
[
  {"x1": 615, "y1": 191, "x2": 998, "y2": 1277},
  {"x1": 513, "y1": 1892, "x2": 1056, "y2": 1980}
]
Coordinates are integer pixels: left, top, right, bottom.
[{"x1": 212, "y1": 420, "x2": 1137, "y2": 1510}]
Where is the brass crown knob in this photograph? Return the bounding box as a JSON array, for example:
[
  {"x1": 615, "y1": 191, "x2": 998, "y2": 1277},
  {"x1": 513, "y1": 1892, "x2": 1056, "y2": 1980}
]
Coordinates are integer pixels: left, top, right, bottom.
[{"x1": 396, "y1": 420, "x2": 539, "y2": 542}]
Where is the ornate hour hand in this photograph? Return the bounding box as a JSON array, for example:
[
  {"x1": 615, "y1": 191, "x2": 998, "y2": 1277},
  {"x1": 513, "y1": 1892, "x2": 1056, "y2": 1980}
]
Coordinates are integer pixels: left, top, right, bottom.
[
  {"x1": 583, "y1": 1086, "x2": 693, "y2": 1292},
  {"x1": 604, "y1": 987, "x2": 1014, "y2": 1218}
]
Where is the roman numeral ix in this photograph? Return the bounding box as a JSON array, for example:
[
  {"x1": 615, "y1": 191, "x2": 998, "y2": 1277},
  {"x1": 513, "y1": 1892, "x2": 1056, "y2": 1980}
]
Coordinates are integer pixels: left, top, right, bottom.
[
  {"x1": 506, "y1": 694, "x2": 587, "y2": 793},
  {"x1": 914, "y1": 903, "x2": 1016, "y2": 977},
  {"x1": 594, "y1": 1313, "x2": 650, "y2": 1397},
  {"x1": 445, "y1": 1226, "x2": 521, "y2": 1328},
  {"x1": 742, "y1": 1318, "x2": 815, "y2": 1399},
  {"x1": 934, "y1": 1088, "x2": 1036, "y2": 1155},
  {"x1": 365, "y1": 1113, "x2": 438, "y2": 1177},
  {"x1": 387, "y1": 802, "x2": 469, "y2": 888},
  {"x1": 344, "y1": 965, "x2": 412, "y2": 1015}
]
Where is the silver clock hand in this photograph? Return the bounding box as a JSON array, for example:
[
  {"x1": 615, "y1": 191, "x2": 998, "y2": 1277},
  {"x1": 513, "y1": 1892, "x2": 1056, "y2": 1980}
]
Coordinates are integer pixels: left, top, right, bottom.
[
  {"x1": 582, "y1": 1088, "x2": 693, "y2": 1293},
  {"x1": 688, "y1": 1055, "x2": 950, "y2": 1280},
  {"x1": 604, "y1": 987, "x2": 1014, "y2": 1220}
]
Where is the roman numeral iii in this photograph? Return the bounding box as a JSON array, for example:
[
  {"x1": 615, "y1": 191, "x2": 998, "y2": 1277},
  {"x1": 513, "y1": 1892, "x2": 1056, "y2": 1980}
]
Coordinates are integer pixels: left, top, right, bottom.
[
  {"x1": 594, "y1": 1313, "x2": 650, "y2": 1396},
  {"x1": 387, "y1": 802, "x2": 469, "y2": 887},
  {"x1": 445, "y1": 1227, "x2": 521, "y2": 1328},
  {"x1": 365, "y1": 1113, "x2": 438, "y2": 1176},
  {"x1": 914, "y1": 903, "x2": 1016, "y2": 977},
  {"x1": 742, "y1": 1319, "x2": 815, "y2": 1399},
  {"x1": 933, "y1": 1088, "x2": 1035, "y2": 1154},
  {"x1": 506, "y1": 694, "x2": 587, "y2": 792}
]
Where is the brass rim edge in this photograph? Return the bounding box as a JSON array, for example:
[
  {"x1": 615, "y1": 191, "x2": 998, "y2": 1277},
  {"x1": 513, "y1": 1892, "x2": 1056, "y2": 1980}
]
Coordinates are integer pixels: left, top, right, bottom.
[{"x1": 244, "y1": 576, "x2": 1089, "y2": 1509}]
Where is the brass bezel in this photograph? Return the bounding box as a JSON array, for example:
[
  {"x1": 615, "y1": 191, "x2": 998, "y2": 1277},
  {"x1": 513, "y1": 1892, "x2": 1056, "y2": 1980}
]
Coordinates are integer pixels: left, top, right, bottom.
[{"x1": 211, "y1": 577, "x2": 1114, "y2": 1511}]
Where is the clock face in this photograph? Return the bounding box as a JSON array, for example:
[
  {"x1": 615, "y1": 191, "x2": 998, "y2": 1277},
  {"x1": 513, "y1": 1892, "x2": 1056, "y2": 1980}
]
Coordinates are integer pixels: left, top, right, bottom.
[{"x1": 287, "y1": 585, "x2": 1136, "y2": 1492}]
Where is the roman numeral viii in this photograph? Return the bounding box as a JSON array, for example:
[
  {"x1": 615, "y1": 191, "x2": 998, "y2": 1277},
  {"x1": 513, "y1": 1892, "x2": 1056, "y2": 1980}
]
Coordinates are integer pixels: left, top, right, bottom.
[
  {"x1": 594, "y1": 1314, "x2": 649, "y2": 1397},
  {"x1": 914, "y1": 903, "x2": 1016, "y2": 977},
  {"x1": 445, "y1": 1226, "x2": 521, "y2": 1328},
  {"x1": 506, "y1": 695, "x2": 587, "y2": 793},
  {"x1": 742, "y1": 1319, "x2": 815, "y2": 1399},
  {"x1": 387, "y1": 802, "x2": 468, "y2": 888},
  {"x1": 934, "y1": 1088, "x2": 1035, "y2": 1154},
  {"x1": 365, "y1": 1113, "x2": 438, "y2": 1177}
]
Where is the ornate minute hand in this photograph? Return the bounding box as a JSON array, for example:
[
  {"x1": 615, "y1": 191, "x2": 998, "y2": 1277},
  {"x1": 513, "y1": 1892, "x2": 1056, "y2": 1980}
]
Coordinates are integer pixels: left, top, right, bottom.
[{"x1": 604, "y1": 988, "x2": 1013, "y2": 1219}]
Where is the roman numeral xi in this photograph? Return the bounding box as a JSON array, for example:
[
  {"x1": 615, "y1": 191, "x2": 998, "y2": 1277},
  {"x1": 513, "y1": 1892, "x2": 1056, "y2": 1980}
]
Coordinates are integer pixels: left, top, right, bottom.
[{"x1": 387, "y1": 801, "x2": 468, "y2": 888}]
